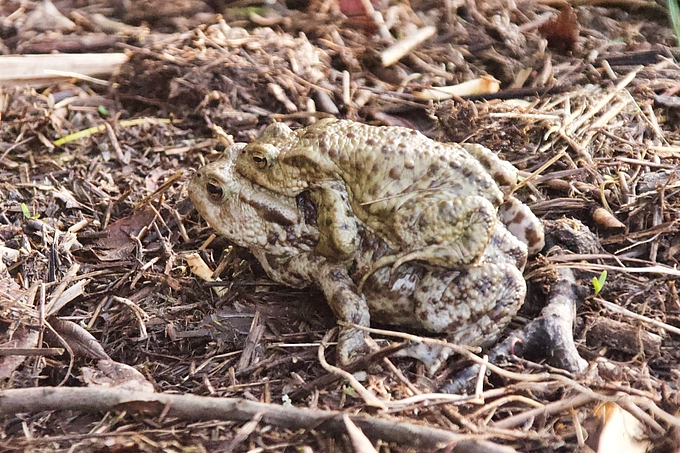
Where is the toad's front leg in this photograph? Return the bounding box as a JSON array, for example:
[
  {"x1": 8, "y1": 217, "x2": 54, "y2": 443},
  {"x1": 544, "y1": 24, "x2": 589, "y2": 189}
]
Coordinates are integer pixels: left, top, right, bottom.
[
  {"x1": 287, "y1": 254, "x2": 370, "y2": 365},
  {"x1": 310, "y1": 184, "x2": 360, "y2": 262}
]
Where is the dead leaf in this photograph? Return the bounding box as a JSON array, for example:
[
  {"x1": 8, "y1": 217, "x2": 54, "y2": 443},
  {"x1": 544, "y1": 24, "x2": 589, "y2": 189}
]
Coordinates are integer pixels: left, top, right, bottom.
[
  {"x1": 82, "y1": 359, "x2": 155, "y2": 393},
  {"x1": 53, "y1": 186, "x2": 83, "y2": 210},
  {"x1": 92, "y1": 206, "x2": 156, "y2": 261},
  {"x1": 0, "y1": 258, "x2": 34, "y2": 379},
  {"x1": 338, "y1": 0, "x2": 380, "y2": 33},
  {"x1": 0, "y1": 327, "x2": 40, "y2": 380},
  {"x1": 144, "y1": 166, "x2": 170, "y2": 193},
  {"x1": 583, "y1": 402, "x2": 650, "y2": 453},
  {"x1": 538, "y1": 5, "x2": 579, "y2": 53},
  {"x1": 591, "y1": 207, "x2": 626, "y2": 232},
  {"x1": 185, "y1": 252, "x2": 227, "y2": 297},
  {"x1": 24, "y1": 0, "x2": 76, "y2": 32},
  {"x1": 48, "y1": 318, "x2": 110, "y2": 360}
]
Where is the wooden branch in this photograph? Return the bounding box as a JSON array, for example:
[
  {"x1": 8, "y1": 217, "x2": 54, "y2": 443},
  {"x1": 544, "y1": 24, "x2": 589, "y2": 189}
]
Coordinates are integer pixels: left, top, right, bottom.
[
  {"x1": 441, "y1": 267, "x2": 586, "y2": 394},
  {"x1": 380, "y1": 26, "x2": 436, "y2": 67},
  {"x1": 0, "y1": 53, "x2": 128, "y2": 88},
  {"x1": 0, "y1": 348, "x2": 64, "y2": 357},
  {"x1": 0, "y1": 387, "x2": 517, "y2": 452}
]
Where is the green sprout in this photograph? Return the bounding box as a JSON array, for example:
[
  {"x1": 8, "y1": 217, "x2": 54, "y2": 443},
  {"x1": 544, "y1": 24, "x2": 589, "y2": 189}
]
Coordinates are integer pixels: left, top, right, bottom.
[
  {"x1": 670, "y1": 0, "x2": 680, "y2": 47},
  {"x1": 343, "y1": 384, "x2": 358, "y2": 398},
  {"x1": 97, "y1": 105, "x2": 110, "y2": 117},
  {"x1": 593, "y1": 270, "x2": 607, "y2": 296},
  {"x1": 21, "y1": 203, "x2": 39, "y2": 220}
]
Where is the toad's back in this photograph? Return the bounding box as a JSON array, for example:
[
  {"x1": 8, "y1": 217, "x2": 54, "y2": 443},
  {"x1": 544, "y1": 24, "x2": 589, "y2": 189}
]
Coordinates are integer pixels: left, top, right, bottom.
[{"x1": 282, "y1": 119, "x2": 508, "y2": 217}]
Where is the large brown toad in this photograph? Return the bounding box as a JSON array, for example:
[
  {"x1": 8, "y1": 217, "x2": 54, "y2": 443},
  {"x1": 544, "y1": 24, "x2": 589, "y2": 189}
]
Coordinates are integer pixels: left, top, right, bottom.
[
  {"x1": 189, "y1": 146, "x2": 530, "y2": 372},
  {"x1": 234, "y1": 119, "x2": 544, "y2": 287}
]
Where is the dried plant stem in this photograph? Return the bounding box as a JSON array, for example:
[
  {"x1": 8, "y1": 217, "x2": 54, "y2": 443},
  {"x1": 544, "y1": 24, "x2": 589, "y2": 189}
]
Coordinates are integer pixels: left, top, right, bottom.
[{"x1": 0, "y1": 387, "x2": 516, "y2": 452}]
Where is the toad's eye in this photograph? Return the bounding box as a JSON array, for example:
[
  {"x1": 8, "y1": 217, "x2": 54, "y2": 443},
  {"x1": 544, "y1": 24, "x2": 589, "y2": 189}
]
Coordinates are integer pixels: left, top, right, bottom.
[
  {"x1": 252, "y1": 154, "x2": 268, "y2": 169},
  {"x1": 206, "y1": 180, "x2": 223, "y2": 200}
]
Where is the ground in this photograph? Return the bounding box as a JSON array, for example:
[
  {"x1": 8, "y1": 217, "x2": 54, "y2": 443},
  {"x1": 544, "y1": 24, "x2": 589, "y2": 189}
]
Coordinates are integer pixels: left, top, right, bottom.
[{"x1": 1, "y1": 0, "x2": 680, "y2": 451}]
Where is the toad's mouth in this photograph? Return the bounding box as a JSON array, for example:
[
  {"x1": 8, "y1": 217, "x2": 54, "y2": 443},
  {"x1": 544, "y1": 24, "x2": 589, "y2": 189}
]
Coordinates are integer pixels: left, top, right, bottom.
[
  {"x1": 238, "y1": 189, "x2": 299, "y2": 227},
  {"x1": 224, "y1": 174, "x2": 301, "y2": 228}
]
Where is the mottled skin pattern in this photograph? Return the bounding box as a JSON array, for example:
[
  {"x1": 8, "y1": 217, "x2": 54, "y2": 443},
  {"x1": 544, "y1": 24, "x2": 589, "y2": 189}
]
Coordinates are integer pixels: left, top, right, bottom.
[
  {"x1": 189, "y1": 147, "x2": 529, "y2": 372},
  {"x1": 234, "y1": 119, "x2": 545, "y2": 285}
]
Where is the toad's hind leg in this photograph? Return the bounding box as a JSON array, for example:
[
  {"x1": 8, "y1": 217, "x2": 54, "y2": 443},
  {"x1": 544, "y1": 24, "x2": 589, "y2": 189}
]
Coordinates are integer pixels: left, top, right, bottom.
[
  {"x1": 358, "y1": 194, "x2": 497, "y2": 292},
  {"x1": 499, "y1": 197, "x2": 545, "y2": 255},
  {"x1": 459, "y1": 143, "x2": 519, "y2": 193},
  {"x1": 401, "y1": 262, "x2": 526, "y2": 374}
]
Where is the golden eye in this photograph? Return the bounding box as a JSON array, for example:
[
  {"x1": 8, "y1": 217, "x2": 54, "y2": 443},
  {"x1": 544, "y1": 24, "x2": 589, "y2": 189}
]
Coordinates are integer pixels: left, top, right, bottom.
[
  {"x1": 206, "y1": 179, "x2": 224, "y2": 201},
  {"x1": 252, "y1": 154, "x2": 268, "y2": 169}
]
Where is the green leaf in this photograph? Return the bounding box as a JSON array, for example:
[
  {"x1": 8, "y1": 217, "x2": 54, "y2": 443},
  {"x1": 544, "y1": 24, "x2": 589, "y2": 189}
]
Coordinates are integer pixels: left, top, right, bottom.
[
  {"x1": 21, "y1": 203, "x2": 39, "y2": 219},
  {"x1": 670, "y1": 0, "x2": 680, "y2": 47},
  {"x1": 593, "y1": 270, "x2": 607, "y2": 296},
  {"x1": 343, "y1": 384, "x2": 358, "y2": 398}
]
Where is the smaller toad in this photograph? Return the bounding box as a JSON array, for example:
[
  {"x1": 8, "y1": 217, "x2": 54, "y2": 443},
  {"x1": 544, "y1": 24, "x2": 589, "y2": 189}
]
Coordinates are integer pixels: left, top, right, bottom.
[{"x1": 234, "y1": 119, "x2": 544, "y2": 285}]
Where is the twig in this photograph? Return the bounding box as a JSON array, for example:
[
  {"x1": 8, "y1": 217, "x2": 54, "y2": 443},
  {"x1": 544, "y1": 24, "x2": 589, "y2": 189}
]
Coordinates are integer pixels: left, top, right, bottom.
[
  {"x1": 380, "y1": 26, "x2": 436, "y2": 67},
  {"x1": 317, "y1": 330, "x2": 387, "y2": 409},
  {"x1": 346, "y1": 323, "x2": 553, "y2": 384},
  {"x1": 0, "y1": 348, "x2": 64, "y2": 357},
  {"x1": 0, "y1": 53, "x2": 128, "y2": 88},
  {"x1": 344, "y1": 415, "x2": 379, "y2": 453},
  {"x1": 492, "y1": 392, "x2": 594, "y2": 429},
  {"x1": 0, "y1": 387, "x2": 517, "y2": 452},
  {"x1": 288, "y1": 342, "x2": 406, "y2": 399},
  {"x1": 105, "y1": 122, "x2": 130, "y2": 165},
  {"x1": 597, "y1": 298, "x2": 680, "y2": 336}
]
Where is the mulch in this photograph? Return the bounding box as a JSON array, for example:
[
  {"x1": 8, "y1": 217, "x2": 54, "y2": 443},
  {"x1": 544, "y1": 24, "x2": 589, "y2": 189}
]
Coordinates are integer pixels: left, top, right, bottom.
[{"x1": 1, "y1": 0, "x2": 680, "y2": 451}]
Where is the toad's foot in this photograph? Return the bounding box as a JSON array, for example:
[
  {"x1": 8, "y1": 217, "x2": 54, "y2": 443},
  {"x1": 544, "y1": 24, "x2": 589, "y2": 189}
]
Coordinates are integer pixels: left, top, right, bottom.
[
  {"x1": 362, "y1": 261, "x2": 527, "y2": 374},
  {"x1": 499, "y1": 197, "x2": 545, "y2": 255},
  {"x1": 357, "y1": 242, "x2": 492, "y2": 294},
  {"x1": 391, "y1": 194, "x2": 497, "y2": 268},
  {"x1": 459, "y1": 143, "x2": 520, "y2": 194}
]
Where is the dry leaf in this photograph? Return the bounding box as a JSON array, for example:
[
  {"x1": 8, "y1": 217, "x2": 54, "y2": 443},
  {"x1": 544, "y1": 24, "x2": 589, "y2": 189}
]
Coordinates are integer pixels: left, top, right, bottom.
[
  {"x1": 185, "y1": 252, "x2": 227, "y2": 297},
  {"x1": 583, "y1": 402, "x2": 650, "y2": 453},
  {"x1": 338, "y1": 0, "x2": 381, "y2": 34},
  {"x1": 0, "y1": 259, "x2": 34, "y2": 379},
  {"x1": 48, "y1": 318, "x2": 110, "y2": 360},
  {"x1": 414, "y1": 76, "x2": 500, "y2": 101},
  {"x1": 591, "y1": 207, "x2": 626, "y2": 232},
  {"x1": 538, "y1": 5, "x2": 579, "y2": 53},
  {"x1": 82, "y1": 359, "x2": 155, "y2": 393},
  {"x1": 24, "y1": 0, "x2": 76, "y2": 32},
  {"x1": 92, "y1": 206, "x2": 156, "y2": 261},
  {"x1": 0, "y1": 327, "x2": 40, "y2": 380},
  {"x1": 53, "y1": 186, "x2": 82, "y2": 209}
]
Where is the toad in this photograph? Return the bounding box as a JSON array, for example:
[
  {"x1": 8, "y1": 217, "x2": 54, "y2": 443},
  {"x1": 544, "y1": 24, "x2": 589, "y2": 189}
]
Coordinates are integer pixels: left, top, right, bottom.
[
  {"x1": 234, "y1": 119, "x2": 544, "y2": 287},
  {"x1": 189, "y1": 146, "x2": 530, "y2": 372}
]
